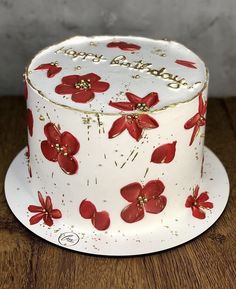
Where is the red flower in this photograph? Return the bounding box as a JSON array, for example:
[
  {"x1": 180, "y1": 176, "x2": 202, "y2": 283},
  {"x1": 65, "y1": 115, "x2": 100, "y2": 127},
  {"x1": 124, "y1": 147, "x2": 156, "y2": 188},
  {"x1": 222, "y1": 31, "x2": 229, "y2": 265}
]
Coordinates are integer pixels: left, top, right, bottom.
[
  {"x1": 25, "y1": 145, "x2": 32, "y2": 178},
  {"x1": 55, "y1": 73, "x2": 110, "y2": 103},
  {"x1": 27, "y1": 109, "x2": 33, "y2": 137},
  {"x1": 185, "y1": 185, "x2": 213, "y2": 219},
  {"x1": 41, "y1": 123, "x2": 80, "y2": 175},
  {"x1": 107, "y1": 41, "x2": 141, "y2": 51},
  {"x1": 108, "y1": 92, "x2": 159, "y2": 141},
  {"x1": 79, "y1": 199, "x2": 110, "y2": 231},
  {"x1": 35, "y1": 62, "x2": 62, "y2": 78},
  {"x1": 120, "y1": 180, "x2": 167, "y2": 223},
  {"x1": 28, "y1": 191, "x2": 62, "y2": 226},
  {"x1": 175, "y1": 60, "x2": 197, "y2": 69},
  {"x1": 184, "y1": 93, "x2": 207, "y2": 146},
  {"x1": 151, "y1": 141, "x2": 177, "y2": 164}
]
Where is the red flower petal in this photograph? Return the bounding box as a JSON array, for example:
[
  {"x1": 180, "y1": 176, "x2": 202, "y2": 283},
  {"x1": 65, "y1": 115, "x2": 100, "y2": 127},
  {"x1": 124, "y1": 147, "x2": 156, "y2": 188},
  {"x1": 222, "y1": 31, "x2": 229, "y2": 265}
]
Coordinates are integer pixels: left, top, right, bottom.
[
  {"x1": 43, "y1": 214, "x2": 53, "y2": 226},
  {"x1": 126, "y1": 118, "x2": 143, "y2": 141},
  {"x1": 107, "y1": 41, "x2": 141, "y2": 51},
  {"x1": 92, "y1": 81, "x2": 110, "y2": 92},
  {"x1": 27, "y1": 109, "x2": 33, "y2": 137},
  {"x1": 120, "y1": 203, "x2": 144, "y2": 223},
  {"x1": 61, "y1": 75, "x2": 80, "y2": 85},
  {"x1": 38, "y1": 191, "x2": 45, "y2": 208},
  {"x1": 79, "y1": 199, "x2": 96, "y2": 219},
  {"x1": 199, "y1": 201, "x2": 213, "y2": 209},
  {"x1": 189, "y1": 124, "x2": 200, "y2": 146},
  {"x1": 109, "y1": 101, "x2": 134, "y2": 111},
  {"x1": 175, "y1": 60, "x2": 197, "y2": 69},
  {"x1": 184, "y1": 113, "x2": 200, "y2": 129},
  {"x1": 92, "y1": 211, "x2": 110, "y2": 230},
  {"x1": 44, "y1": 123, "x2": 61, "y2": 144},
  {"x1": 142, "y1": 180, "x2": 165, "y2": 199},
  {"x1": 125, "y1": 92, "x2": 142, "y2": 105},
  {"x1": 28, "y1": 205, "x2": 44, "y2": 213},
  {"x1": 45, "y1": 196, "x2": 52, "y2": 212},
  {"x1": 192, "y1": 206, "x2": 206, "y2": 219},
  {"x1": 108, "y1": 116, "x2": 126, "y2": 139},
  {"x1": 41, "y1": 140, "x2": 58, "y2": 161},
  {"x1": 151, "y1": 141, "x2": 177, "y2": 164},
  {"x1": 144, "y1": 196, "x2": 167, "y2": 213},
  {"x1": 58, "y1": 153, "x2": 78, "y2": 174},
  {"x1": 61, "y1": 132, "x2": 80, "y2": 155},
  {"x1": 185, "y1": 195, "x2": 195, "y2": 208},
  {"x1": 72, "y1": 90, "x2": 95, "y2": 103},
  {"x1": 55, "y1": 84, "x2": 77, "y2": 94},
  {"x1": 197, "y1": 192, "x2": 209, "y2": 203},
  {"x1": 80, "y1": 73, "x2": 101, "y2": 82},
  {"x1": 29, "y1": 212, "x2": 44, "y2": 225},
  {"x1": 51, "y1": 209, "x2": 62, "y2": 218},
  {"x1": 47, "y1": 66, "x2": 62, "y2": 78},
  {"x1": 137, "y1": 114, "x2": 159, "y2": 129},
  {"x1": 142, "y1": 92, "x2": 159, "y2": 108},
  {"x1": 35, "y1": 64, "x2": 52, "y2": 70},
  {"x1": 120, "y1": 182, "x2": 142, "y2": 202}
]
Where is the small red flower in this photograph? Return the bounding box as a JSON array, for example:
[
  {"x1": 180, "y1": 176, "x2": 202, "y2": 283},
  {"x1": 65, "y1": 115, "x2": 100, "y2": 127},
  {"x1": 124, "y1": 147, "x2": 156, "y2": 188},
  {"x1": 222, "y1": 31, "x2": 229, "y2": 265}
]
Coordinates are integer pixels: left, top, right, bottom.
[
  {"x1": 55, "y1": 73, "x2": 110, "y2": 103},
  {"x1": 35, "y1": 62, "x2": 62, "y2": 78},
  {"x1": 27, "y1": 108, "x2": 33, "y2": 137},
  {"x1": 41, "y1": 123, "x2": 80, "y2": 175},
  {"x1": 28, "y1": 191, "x2": 62, "y2": 226},
  {"x1": 151, "y1": 141, "x2": 177, "y2": 164},
  {"x1": 25, "y1": 145, "x2": 32, "y2": 178},
  {"x1": 79, "y1": 199, "x2": 110, "y2": 231},
  {"x1": 184, "y1": 93, "x2": 207, "y2": 146},
  {"x1": 175, "y1": 60, "x2": 197, "y2": 69},
  {"x1": 120, "y1": 180, "x2": 167, "y2": 223},
  {"x1": 107, "y1": 41, "x2": 141, "y2": 51},
  {"x1": 185, "y1": 185, "x2": 213, "y2": 219},
  {"x1": 109, "y1": 92, "x2": 159, "y2": 141}
]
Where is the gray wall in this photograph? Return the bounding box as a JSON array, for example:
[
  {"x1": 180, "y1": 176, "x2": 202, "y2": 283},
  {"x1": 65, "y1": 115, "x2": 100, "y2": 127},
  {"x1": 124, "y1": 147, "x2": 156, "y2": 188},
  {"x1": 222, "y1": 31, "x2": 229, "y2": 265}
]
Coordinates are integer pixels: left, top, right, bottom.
[{"x1": 0, "y1": 0, "x2": 235, "y2": 97}]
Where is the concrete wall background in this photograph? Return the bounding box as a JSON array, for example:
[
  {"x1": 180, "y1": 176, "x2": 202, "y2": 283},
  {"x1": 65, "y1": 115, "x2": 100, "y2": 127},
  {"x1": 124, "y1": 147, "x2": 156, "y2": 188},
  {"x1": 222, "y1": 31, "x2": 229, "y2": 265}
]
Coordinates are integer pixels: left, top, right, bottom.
[{"x1": 0, "y1": 0, "x2": 235, "y2": 97}]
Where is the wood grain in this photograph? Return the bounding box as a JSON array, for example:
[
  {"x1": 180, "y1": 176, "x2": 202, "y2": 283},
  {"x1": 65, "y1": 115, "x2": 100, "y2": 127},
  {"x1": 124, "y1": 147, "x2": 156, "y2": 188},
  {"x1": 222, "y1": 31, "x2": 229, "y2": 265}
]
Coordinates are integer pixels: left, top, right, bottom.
[{"x1": 0, "y1": 97, "x2": 235, "y2": 289}]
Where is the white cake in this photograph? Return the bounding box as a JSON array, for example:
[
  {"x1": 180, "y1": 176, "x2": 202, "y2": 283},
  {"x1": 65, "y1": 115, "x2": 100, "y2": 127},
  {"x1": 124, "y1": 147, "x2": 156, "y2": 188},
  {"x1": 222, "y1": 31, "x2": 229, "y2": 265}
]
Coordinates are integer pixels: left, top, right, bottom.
[{"x1": 24, "y1": 36, "x2": 213, "y2": 234}]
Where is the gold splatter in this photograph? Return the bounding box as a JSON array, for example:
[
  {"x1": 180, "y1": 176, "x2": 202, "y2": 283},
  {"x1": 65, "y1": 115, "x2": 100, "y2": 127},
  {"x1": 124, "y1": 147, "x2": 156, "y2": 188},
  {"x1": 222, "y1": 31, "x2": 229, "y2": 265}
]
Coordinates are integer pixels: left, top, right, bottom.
[
  {"x1": 39, "y1": 115, "x2": 45, "y2": 121},
  {"x1": 132, "y1": 75, "x2": 140, "y2": 79},
  {"x1": 74, "y1": 66, "x2": 81, "y2": 70},
  {"x1": 144, "y1": 168, "x2": 149, "y2": 178},
  {"x1": 131, "y1": 152, "x2": 138, "y2": 162}
]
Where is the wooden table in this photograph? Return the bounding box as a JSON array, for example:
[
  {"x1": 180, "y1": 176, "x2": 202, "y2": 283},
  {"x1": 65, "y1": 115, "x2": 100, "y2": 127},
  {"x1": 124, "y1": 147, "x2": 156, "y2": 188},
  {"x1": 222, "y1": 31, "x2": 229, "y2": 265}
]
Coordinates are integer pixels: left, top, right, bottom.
[{"x1": 0, "y1": 97, "x2": 235, "y2": 289}]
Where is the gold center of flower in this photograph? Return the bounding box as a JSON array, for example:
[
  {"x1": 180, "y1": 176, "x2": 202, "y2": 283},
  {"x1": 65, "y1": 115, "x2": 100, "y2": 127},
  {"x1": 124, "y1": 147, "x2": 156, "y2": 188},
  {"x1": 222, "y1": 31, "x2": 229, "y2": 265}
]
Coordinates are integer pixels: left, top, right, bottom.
[
  {"x1": 136, "y1": 103, "x2": 150, "y2": 112},
  {"x1": 126, "y1": 114, "x2": 138, "y2": 124},
  {"x1": 54, "y1": 143, "x2": 68, "y2": 156},
  {"x1": 74, "y1": 79, "x2": 91, "y2": 90},
  {"x1": 137, "y1": 195, "x2": 148, "y2": 206},
  {"x1": 50, "y1": 61, "x2": 59, "y2": 66}
]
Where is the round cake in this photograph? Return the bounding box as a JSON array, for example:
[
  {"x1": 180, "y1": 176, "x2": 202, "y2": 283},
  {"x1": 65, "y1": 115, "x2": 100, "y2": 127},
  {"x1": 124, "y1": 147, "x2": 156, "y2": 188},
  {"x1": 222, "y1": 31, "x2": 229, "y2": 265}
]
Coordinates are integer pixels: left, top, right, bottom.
[{"x1": 24, "y1": 36, "x2": 212, "y2": 236}]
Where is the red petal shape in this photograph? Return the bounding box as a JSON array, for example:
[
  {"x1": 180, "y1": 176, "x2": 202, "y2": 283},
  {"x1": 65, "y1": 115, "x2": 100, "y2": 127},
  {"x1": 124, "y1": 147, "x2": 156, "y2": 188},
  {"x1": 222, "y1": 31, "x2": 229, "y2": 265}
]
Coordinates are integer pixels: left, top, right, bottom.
[
  {"x1": 92, "y1": 81, "x2": 110, "y2": 92},
  {"x1": 108, "y1": 116, "x2": 126, "y2": 139},
  {"x1": 197, "y1": 192, "x2": 209, "y2": 203},
  {"x1": 175, "y1": 60, "x2": 197, "y2": 69},
  {"x1": 51, "y1": 209, "x2": 62, "y2": 218},
  {"x1": 120, "y1": 203, "x2": 144, "y2": 223},
  {"x1": 137, "y1": 114, "x2": 159, "y2": 129},
  {"x1": 72, "y1": 90, "x2": 95, "y2": 103},
  {"x1": 28, "y1": 205, "x2": 44, "y2": 213},
  {"x1": 38, "y1": 191, "x2": 45, "y2": 208},
  {"x1": 107, "y1": 41, "x2": 141, "y2": 51},
  {"x1": 45, "y1": 196, "x2": 52, "y2": 212},
  {"x1": 142, "y1": 92, "x2": 159, "y2": 108},
  {"x1": 192, "y1": 206, "x2": 206, "y2": 219},
  {"x1": 120, "y1": 182, "x2": 142, "y2": 202},
  {"x1": 27, "y1": 109, "x2": 33, "y2": 136},
  {"x1": 107, "y1": 42, "x2": 120, "y2": 48},
  {"x1": 144, "y1": 195, "x2": 167, "y2": 213},
  {"x1": 58, "y1": 153, "x2": 78, "y2": 175},
  {"x1": 41, "y1": 140, "x2": 58, "y2": 161},
  {"x1": 193, "y1": 185, "x2": 200, "y2": 199},
  {"x1": 184, "y1": 113, "x2": 200, "y2": 129},
  {"x1": 92, "y1": 211, "x2": 110, "y2": 230},
  {"x1": 126, "y1": 118, "x2": 143, "y2": 141},
  {"x1": 79, "y1": 199, "x2": 96, "y2": 219},
  {"x1": 109, "y1": 101, "x2": 134, "y2": 111},
  {"x1": 125, "y1": 92, "x2": 142, "y2": 105},
  {"x1": 151, "y1": 141, "x2": 177, "y2": 164},
  {"x1": 185, "y1": 195, "x2": 195, "y2": 208},
  {"x1": 29, "y1": 212, "x2": 44, "y2": 225},
  {"x1": 61, "y1": 132, "x2": 80, "y2": 155},
  {"x1": 47, "y1": 66, "x2": 62, "y2": 78},
  {"x1": 55, "y1": 84, "x2": 77, "y2": 94},
  {"x1": 35, "y1": 64, "x2": 52, "y2": 70},
  {"x1": 199, "y1": 201, "x2": 213, "y2": 209},
  {"x1": 61, "y1": 75, "x2": 80, "y2": 85},
  {"x1": 189, "y1": 124, "x2": 200, "y2": 146},
  {"x1": 44, "y1": 123, "x2": 61, "y2": 144},
  {"x1": 198, "y1": 93, "x2": 207, "y2": 115},
  {"x1": 142, "y1": 180, "x2": 165, "y2": 199},
  {"x1": 80, "y1": 73, "x2": 101, "y2": 82},
  {"x1": 43, "y1": 214, "x2": 53, "y2": 226}
]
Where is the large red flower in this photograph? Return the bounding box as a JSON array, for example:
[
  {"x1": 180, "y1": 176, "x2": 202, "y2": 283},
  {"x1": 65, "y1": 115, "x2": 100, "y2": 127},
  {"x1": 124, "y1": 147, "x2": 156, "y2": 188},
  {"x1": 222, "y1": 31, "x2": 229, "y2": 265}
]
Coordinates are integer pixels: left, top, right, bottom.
[
  {"x1": 79, "y1": 199, "x2": 110, "y2": 231},
  {"x1": 185, "y1": 185, "x2": 213, "y2": 219},
  {"x1": 41, "y1": 123, "x2": 80, "y2": 175},
  {"x1": 120, "y1": 180, "x2": 167, "y2": 223},
  {"x1": 107, "y1": 41, "x2": 141, "y2": 51},
  {"x1": 28, "y1": 191, "x2": 62, "y2": 226},
  {"x1": 109, "y1": 92, "x2": 159, "y2": 141},
  {"x1": 184, "y1": 93, "x2": 207, "y2": 146},
  {"x1": 55, "y1": 73, "x2": 110, "y2": 103},
  {"x1": 35, "y1": 62, "x2": 62, "y2": 78},
  {"x1": 27, "y1": 108, "x2": 33, "y2": 137}
]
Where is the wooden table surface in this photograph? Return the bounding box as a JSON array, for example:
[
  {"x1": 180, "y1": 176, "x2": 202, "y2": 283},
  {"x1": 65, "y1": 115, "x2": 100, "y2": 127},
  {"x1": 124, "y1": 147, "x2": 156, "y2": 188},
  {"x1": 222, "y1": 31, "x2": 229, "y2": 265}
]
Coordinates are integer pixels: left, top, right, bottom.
[{"x1": 0, "y1": 97, "x2": 235, "y2": 289}]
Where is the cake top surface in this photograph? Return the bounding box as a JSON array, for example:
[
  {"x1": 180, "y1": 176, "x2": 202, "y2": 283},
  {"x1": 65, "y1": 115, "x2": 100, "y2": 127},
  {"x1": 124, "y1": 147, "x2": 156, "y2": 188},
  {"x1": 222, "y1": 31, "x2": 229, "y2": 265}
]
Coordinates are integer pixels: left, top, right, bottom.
[{"x1": 26, "y1": 35, "x2": 207, "y2": 114}]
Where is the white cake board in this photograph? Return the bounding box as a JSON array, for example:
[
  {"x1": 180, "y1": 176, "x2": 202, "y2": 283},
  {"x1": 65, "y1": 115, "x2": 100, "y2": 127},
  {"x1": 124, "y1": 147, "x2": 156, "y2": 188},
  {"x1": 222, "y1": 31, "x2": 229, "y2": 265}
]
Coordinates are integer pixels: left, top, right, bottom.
[{"x1": 4, "y1": 146, "x2": 229, "y2": 256}]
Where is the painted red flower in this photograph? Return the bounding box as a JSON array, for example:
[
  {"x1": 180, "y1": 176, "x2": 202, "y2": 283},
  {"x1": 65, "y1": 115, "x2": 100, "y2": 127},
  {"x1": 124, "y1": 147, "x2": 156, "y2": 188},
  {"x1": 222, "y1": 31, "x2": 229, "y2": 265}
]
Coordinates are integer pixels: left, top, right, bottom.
[
  {"x1": 28, "y1": 191, "x2": 62, "y2": 226},
  {"x1": 79, "y1": 199, "x2": 110, "y2": 231},
  {"x1": 55, "y1": 73, "x2": 110, "y2": 103},
  {"x1": 151, "y1": 141, "x2": 177, "y2": 164},
  {"x1": 185, "y1": 185, "x2": 213, "y2": 219},
  {"x1": 35, "y1": 62, "x2": 62, "y2": 78},
  {"x1": 107, "y1": 41, "x2": 141, "y2": 51},
  {"x1": 120, "y1": 180, "x2": 167, "y2": 223},
  {"x1": 25, "y1": 145, "x2": 32, "y2": 178},
  {"x1": 27, "y1": 108, "x2": 33, "y2": 137},
  {"x1": 175, "y1": 60, "x2": 197, "y2": 69},
  {"x1": 41, "y1": 123, "x2": 80, "y2": 175},
  {"x1": 109, "y1": 92, "x2": 159, "y2": 141},
  {"x1": 184, "y1": 93, "x2": 207, "y2": 146}
]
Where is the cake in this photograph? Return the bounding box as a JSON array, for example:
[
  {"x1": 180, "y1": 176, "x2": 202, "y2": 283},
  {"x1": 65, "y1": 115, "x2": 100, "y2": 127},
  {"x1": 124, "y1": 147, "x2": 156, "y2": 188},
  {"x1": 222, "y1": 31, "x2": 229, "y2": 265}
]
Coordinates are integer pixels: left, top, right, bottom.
[{"x1": 24, "y1": 36, "x2": 213, "y2": 236}]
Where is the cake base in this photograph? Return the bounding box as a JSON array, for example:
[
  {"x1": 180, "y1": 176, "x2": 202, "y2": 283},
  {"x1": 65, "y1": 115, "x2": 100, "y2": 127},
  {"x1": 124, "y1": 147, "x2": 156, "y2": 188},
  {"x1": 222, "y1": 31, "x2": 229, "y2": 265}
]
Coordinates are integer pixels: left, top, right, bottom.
[{"x1": 4, "y1": 147, "x2": 229, "y2": 256}]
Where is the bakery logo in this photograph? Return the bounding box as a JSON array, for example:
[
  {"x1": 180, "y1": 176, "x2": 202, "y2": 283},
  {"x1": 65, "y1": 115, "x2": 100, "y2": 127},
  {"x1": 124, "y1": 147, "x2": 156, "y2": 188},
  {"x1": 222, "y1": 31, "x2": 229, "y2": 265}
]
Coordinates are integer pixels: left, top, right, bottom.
[{"x1": 58, "y1": 232, "x2": 80, "y2": 247}]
